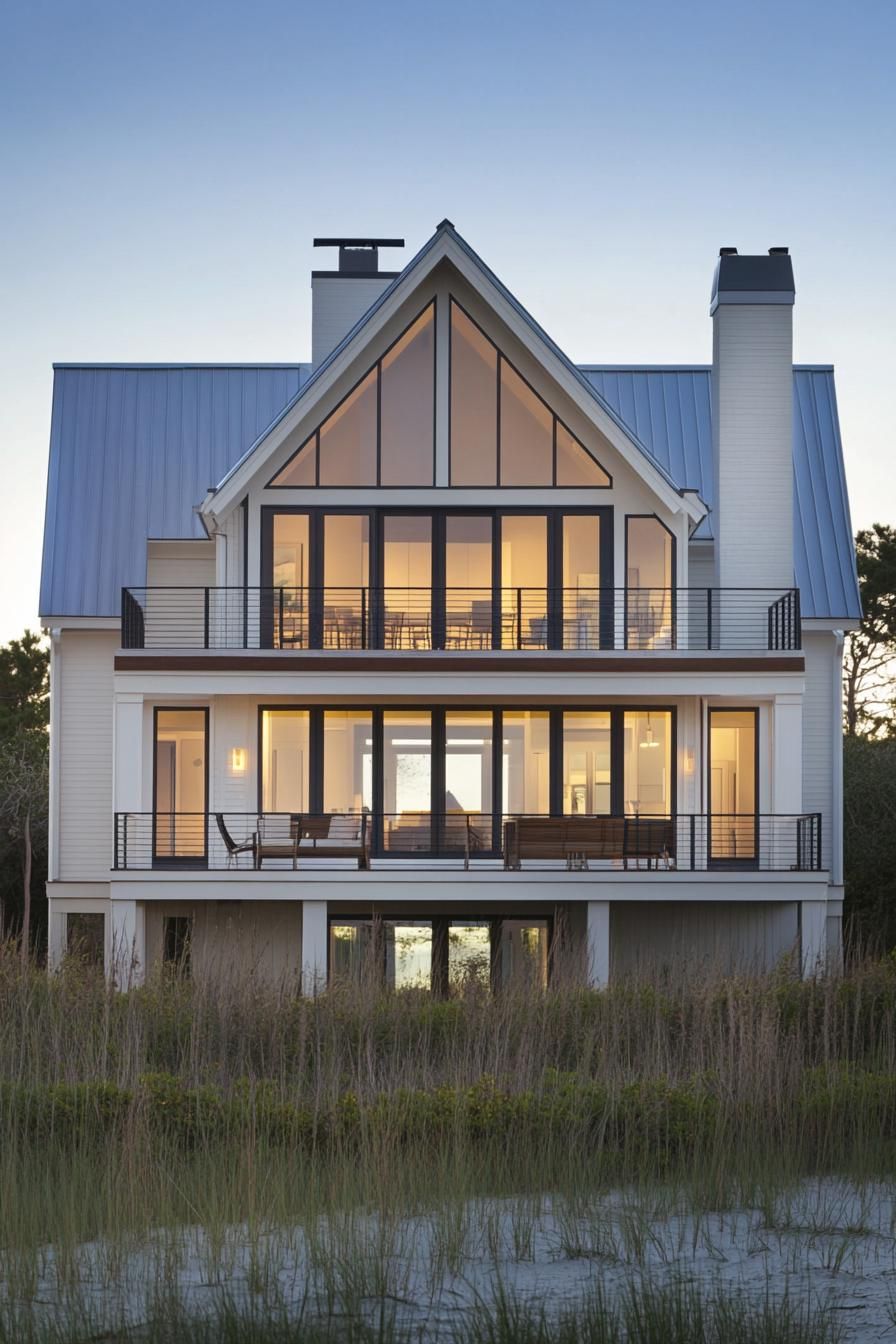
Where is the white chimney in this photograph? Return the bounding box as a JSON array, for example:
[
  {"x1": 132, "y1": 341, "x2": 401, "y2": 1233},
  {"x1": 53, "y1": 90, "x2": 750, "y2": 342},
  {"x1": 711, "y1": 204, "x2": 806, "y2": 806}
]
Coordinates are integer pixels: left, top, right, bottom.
[
  {"x1": 311, "y1": 237, "x2": 403, "y2": 366},
  {"x1": 710, "y1": 248, "x2": 795, "y2": 591}
]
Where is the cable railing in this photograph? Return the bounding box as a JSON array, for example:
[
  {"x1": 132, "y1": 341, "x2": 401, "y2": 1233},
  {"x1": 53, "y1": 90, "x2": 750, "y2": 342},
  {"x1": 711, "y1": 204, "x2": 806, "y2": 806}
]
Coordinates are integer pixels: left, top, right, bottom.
[
  {"x1": 112, "y1": 811, "x2": 822, "y2": 873},
  {"x1": 121, "y1": 586, "x2": 801, "y2": 652}
]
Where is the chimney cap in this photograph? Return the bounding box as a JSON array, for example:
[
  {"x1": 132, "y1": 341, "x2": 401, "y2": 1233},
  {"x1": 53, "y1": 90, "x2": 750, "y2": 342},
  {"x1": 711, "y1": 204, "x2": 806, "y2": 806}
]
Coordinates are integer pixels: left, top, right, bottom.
[
  {"x1": 719, "y1": 247, "x2": 738, "y2": 256},
  {"x1": 710, "y1": 250, "x2": 795, "y2": 314},
  {"x1": 768, "y1": 246, "x2": 789, "y2": 255},
  {"x1": 313, "y1": 237, "x2": 404, "y2": 249}
]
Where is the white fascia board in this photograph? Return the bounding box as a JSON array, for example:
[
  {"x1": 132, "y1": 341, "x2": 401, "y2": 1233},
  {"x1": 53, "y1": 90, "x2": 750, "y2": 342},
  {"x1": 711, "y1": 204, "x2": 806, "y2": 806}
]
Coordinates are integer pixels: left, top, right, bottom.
[
  {"x1": 202, "y1": 232, "x2": 702, "y2": 529},
  {"x1": 802, "y1": 617, "x2": 861, "y2": 632},
  {"x1": 41, "y1": 616, "x2": 121, "y2": 632}
]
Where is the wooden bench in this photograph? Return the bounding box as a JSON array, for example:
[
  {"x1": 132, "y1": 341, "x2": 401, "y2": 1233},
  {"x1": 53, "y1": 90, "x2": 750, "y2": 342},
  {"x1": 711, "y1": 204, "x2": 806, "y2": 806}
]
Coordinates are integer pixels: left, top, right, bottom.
[
  {"x1": 256, "y1": 813, "x2": 370, "y2": 869},
  {"x1": 503, "y1": 816, "x2": 673, "y2": 870}
]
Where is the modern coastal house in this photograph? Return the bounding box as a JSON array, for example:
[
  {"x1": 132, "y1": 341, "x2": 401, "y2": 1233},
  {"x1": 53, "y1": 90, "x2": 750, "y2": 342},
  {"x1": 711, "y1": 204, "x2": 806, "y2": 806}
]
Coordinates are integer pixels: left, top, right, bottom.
[{"x1": 40, "y1": 223, "x2": 860, "y2": 990}]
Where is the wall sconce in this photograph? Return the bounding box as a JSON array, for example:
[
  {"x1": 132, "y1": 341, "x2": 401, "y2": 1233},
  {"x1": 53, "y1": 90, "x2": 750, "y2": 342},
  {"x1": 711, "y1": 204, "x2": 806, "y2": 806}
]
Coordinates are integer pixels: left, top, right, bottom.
[
  {"x1": 683, "y1": 749, "x2": 695, "y2": 776},
  {"x1": 230, "y1": 747, "x2": 247, "y2": 775}
]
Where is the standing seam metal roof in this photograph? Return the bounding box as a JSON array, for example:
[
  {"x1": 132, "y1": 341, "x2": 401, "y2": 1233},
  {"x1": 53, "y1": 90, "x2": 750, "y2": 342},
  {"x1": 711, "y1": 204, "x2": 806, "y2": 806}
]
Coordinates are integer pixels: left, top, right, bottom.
[{"x1": 40, "y1": 362, "x2": 860, "y2": 621}]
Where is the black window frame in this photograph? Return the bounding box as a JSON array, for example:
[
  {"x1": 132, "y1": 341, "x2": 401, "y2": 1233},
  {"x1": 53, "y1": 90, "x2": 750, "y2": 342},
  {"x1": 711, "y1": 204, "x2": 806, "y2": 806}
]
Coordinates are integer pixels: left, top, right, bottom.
[
  {"x1": 151, "y1": 705, "x2": 210, "y2": 867},
  {"x1": 707, "y1": 705, "x2": 760, "y2": 868}
]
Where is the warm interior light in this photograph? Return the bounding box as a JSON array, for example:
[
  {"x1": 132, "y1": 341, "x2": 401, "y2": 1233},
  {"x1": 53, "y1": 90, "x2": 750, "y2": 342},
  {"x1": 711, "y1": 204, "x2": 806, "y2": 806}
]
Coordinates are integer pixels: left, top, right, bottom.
[
  {"x1": 230, "y1": 747, "x2": 247, "y2": 774},
  {"x1": 683, "y1": 749, "x2": 695, "y2": 775},
  {"x1": 639, "y1": 712, "x2": 660, "y2": 749}
]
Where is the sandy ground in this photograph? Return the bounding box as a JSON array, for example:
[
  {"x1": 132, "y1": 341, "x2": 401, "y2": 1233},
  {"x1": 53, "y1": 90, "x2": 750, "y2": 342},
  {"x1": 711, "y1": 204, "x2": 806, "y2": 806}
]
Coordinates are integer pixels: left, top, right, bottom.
[{"x1": 7, "y1": 1177, "x2": 896, "y2": 1339}]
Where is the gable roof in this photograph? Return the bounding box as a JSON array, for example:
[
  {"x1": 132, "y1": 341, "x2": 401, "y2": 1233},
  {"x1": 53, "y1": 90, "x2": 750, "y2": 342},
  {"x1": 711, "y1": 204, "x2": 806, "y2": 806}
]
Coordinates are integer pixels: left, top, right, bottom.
[
  {"x1": 39, "y1": 360, "x2": 860, "y2": 622},
  {"x1": 205, "y1": 222, "x2": 701, "y2": 522}
]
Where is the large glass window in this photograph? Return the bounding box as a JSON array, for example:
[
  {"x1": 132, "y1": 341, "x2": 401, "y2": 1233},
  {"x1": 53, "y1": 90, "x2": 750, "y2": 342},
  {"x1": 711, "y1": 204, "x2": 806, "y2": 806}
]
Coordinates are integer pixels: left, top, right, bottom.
[
  {"x1": 563, "y1": 711, "x2": 612, "y2": 815},
  {"x1": 382, "y1": 515, "x2": 432, "y2": 649},
  {"x1": 445, "y1": 710, "x2": 493, "y2": 850},
  {"x1": 450, "y1": 299, "x2": 611, "y2": 488},
  {"x1": 623, "y1": 710, "x2": 672, "y2": 816},
  {"x1": 626, "y1": 517, "x2": 675, "y2": 649},
  {"x1": 323, "y1": 514, "x2": 369, "y2": 648},
  {"x1": 270, "y1": 303, "x2": 435, "y2": 488},
  {"x1": 709, "y1": 709, "x2": 757, "y2": 861},
  {"x1": 318, "y1": 369, "x2": 377, "y2": 486},
  {"x1": 382, "y1": 711, "x2": 433, "y2": 851},
  {"x1": 500, "y1": 361, "x2": 553, "y2": 486},
  {"x1": 450, "y1": 304, "x2": 498, "y2": 485},
  {"x1": 323, "y1": 710, "x2": 373, "y2": 815},
  {"x1": 562, "y1": 515, "x2": 601, "y2": 649},
  {"x1": 501, "y1": 515, "x2": 548, "y2": 648},
  {"x1": 446, "y1": 516, "x2": 493, "y2": 649},
  {"x1": 380, "y1": 306, "x2": 435, "y2": 486},
  {"x1": 154, "y1": 709, "x2": 207, "y2": 858},
  {"x1": 503, "y1": 711, "x2": 550, "y2": 815},
  {"x1": 449, "y1": 923, "x2": 491, "y2": 988},
  {"x1": 261, "y1": 709, "x2": 310, "y2": 813},
  {"x1": 272, "y1": 514, "x2": 310, "y2": 648}
]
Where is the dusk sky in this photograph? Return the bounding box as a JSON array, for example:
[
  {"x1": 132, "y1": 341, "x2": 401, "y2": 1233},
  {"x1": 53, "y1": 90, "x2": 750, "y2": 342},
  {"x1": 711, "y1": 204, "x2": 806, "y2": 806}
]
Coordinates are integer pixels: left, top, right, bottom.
[{"x1": 1, "y1": 0, "x2": 893, "y2": 641}]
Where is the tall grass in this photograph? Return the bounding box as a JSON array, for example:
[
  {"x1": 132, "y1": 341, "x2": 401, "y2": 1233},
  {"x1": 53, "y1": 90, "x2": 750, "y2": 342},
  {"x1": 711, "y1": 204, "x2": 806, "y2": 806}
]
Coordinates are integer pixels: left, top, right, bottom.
[{"x1": 1, "y1": 943, "x2": 893, "y2": 1340}]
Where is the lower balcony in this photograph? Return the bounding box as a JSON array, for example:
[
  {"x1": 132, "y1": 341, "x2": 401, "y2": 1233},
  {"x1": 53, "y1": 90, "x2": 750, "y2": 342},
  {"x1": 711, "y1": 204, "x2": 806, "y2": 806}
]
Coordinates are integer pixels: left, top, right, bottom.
[{"x1": 113, "y1": 811, "x2": 823, "y2": 874}]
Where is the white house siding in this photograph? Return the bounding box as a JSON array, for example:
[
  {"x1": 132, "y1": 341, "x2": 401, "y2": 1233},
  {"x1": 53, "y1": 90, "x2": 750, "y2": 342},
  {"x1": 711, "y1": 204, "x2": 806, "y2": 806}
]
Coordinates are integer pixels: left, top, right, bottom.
[
  {"x1": 144, "y1": 900, "x2": 301, "y2": 984},
  {"x1": 801, "y1": 630, "x2": 836, "y2": 873},
  {"x1": 610, "y1": 901, "x2": 799, "y2": 975},
  {"x1": 687, "y1": 544, "x2": 715, "y2": 590},
  {"x1": 311, "y1": 276, "x2": 395, "y2": 367},
  {"x1": 57, "y1": 630, "x2": 118, "y2": 881},
  {"x1": 146, "y1": 540, "x2": 216, "y2": 588}
]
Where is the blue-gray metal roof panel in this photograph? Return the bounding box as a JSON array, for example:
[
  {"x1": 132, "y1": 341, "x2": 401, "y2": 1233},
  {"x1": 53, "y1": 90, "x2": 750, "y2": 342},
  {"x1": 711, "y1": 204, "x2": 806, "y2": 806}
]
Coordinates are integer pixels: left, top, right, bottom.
[{"x1": 39, "y1": 363, "x2": 859, "y2": 622}]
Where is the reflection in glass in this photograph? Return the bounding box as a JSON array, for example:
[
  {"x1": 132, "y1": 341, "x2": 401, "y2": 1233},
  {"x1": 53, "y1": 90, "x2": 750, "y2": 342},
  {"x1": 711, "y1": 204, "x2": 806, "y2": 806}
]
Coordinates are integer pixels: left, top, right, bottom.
[
  {"x1": 445, "y1": 710, "x2": 493, "y2": 851},
  {"x1": 497, "y1": 920, "x2": 549, "y2": 989},
  {"x1": 449, "y1": 923, "x2": 491, "y2": 988},
  {"x1": 382, "y1": 711, "x2": 432, "y2": 851},
  {"x1": 323, "y1": 710, "x2": 373, "y2": 814},
  {"x1": 318, "y1": 369, "x2": 377, "y2": 485},
  {"x1": 710, "y1": 710, "x2": 757, "y2": 860},
  {"x1": 626, "y1": 517, "x2": 675, "y2": 649},
  {"x1": 501, "y1": 515, "x2": 548, "y2": 648},
  {"x1": 383, "y1": 515, "x2": 432, "y2": 649},
  {"x1": 450, "y1": 304, "x2": 498, "y2": 485},
  {"x1": 503, "y1": 711, "x2": 550, "y2": 815},
  {"x1": 260, "y1": 709, "x2": 310, "y2": 813},
  {"x1": 562, "y1": 515, "x2": 601, "y2": 649},
  {"x1": 380, "y1": 305, "x2": 435, "y2": 486},
  {"x1": 154, "y1": 709, "x2": 207, "y2": 857},
  {"x1": 446, "y1": 515, "x2": 493, "y2": 649},
  {"x1": 499, "y1": 361, "x2": 553, "y2": 486},
  {"x1": 623, "y1": 710, "x2": 672, "y2": 816},
  {"x1": 563, "y1": 711, "x2": 612, "y2": 814},
  {"x1": 387, "y1": 922, "x2": 432, "y2": 989}
]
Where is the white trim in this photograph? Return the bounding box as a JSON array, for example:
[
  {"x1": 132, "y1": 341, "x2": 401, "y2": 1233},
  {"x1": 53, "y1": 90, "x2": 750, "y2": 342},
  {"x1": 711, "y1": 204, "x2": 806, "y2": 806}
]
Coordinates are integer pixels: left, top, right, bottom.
[
  {"x1": 802, "y1": 618, "x2": 861, "y2": 632},
  {"x1": 41, "y1": 616, "x2": 121, "y2": 631},
  {"x1": 832, "y1": 631, "x2": 844, "y2": 886}
]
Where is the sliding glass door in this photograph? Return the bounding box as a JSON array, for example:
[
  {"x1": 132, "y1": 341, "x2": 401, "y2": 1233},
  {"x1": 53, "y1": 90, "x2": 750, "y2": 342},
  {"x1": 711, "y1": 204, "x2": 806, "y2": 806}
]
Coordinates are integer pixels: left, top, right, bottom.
[{"x1": 708, "y1": 709, "x2": 757, "y2": 863}]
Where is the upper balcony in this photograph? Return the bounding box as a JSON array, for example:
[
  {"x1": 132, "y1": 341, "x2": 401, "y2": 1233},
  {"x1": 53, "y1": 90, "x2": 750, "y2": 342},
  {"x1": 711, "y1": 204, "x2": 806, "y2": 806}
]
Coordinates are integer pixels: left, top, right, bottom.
[{"x1": 121, "y1": 585, "x2": 801, "y2": 653}]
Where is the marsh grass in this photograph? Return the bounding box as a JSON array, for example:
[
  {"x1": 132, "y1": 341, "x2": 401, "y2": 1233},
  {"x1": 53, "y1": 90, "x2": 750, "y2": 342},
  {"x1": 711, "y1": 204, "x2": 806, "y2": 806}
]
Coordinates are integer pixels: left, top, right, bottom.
[{"x1": 1, "y1": 944, "x2": 895, "y2": 1339}]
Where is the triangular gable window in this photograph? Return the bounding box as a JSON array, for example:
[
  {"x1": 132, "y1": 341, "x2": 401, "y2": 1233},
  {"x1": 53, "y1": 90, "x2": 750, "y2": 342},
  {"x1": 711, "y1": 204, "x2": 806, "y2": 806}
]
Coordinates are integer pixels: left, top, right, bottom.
[
  {"x1": 269, "y1": 302, "x2": 435, "y2": 487},
  {"x1": 450, "y1": 298, "x2": 611, "y2": 488}
]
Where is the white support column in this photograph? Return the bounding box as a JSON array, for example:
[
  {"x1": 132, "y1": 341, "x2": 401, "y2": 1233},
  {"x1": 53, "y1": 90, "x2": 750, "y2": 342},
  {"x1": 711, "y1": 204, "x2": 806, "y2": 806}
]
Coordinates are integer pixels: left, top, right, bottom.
[
  {"x1": 586, "y1": 901, "x2": 610, "y2": 988},
  {"x1": 800, "y1": 899, "x2": 827, "y2": 978},
  {"x1": 113, "y1": 694, "x2": 144, "y2": 813},
  {"x1": 47, "y1": 901, "x2": 67, "y2": 971},
  {"x1": 110, "y1": 900, "x2": 146, "y2": 988},
  {"x1": 772, "y1": 693, "x2": 803, "y2": 813},
  {"x1": 301, "y1": 900, "x2": 328, "y2": 996}
]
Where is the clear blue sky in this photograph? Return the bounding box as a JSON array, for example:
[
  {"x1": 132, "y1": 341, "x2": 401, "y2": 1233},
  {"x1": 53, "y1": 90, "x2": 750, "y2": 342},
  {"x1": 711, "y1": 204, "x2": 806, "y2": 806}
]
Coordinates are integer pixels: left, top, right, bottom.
[{"x1": 1, "y1": 0, "x2": 893, "y2": 640}]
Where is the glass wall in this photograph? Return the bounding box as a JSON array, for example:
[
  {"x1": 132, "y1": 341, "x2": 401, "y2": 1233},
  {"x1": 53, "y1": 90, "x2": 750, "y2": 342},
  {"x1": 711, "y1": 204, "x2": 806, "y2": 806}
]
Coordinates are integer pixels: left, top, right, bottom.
[
  {"x1": 709, "y1": 710, "x2": 757, "y2": 861},
  {"x1": 623, "y1": 710, "x2": 672, "y2": 815},
  {"x1": 323, "y1": 710, "x2": 373, "y2": 814},
  {"x1": 556, "y1": 422, "x2": 610, "y2": 486},
  {"x1": 562, "y1": 515, "x2": 601, "y2": 649},
  {"x1": 382, "y1": 711, "x2": 433, "y2": 851},
  {"x1": 318, "y1": 369, "x2": 377, "y2": 486},
  {"x1": 562, "y1": 711, "x2": 612, "y2": 814},
  {"x1": 445, "y1": 710, "x2": 493, "y2": 850},
  {"x1": 626, "y1": 517, "x2": 675, "y2": 649},
  {"x1": 154, "y1": 709, "x2": 207, "y2": 858},
  {"x1": 503, "y1": 711, "x2": 550, "y2": 815},
  {"x1": 500, "y1": 361, "x2": 553, "y2": 486},
  {"x1": 382, "y1": 515, "x2": 432, "y2": 649},
  {"x1": 272, "y1": 513, "x2": 310, "y2": 647},
  {"x1": 501, "y1": 515, "x2": 548, "y2": 648},
  {"x1": 445, "y1": 516, "x2": 493, "y2": 649},
  {"x1": 450, "y1": 304, "x2": 498, "y2": 485},
  {"x1": 449, "y1": 923, "x2": 491, "y2": 988},
  {"x1": 323, "y1": 514, "x2": 369, "y2": 648},
  {"x1": 260, "y1": 709, "x2": 310, "y2": 813},
  {"x1": 380, "y1": 306, "x2": 434, "y2": 486}
]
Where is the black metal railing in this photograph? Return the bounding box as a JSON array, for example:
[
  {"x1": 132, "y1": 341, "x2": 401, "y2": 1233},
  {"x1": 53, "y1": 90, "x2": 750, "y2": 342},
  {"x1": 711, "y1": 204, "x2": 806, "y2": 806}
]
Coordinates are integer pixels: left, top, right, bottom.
[
  {"x1": 121, "y1": 586, "x2": 802, "y2": 652},
  {"x1": 112, "y1": 811, "x2": 822, "y2": 873}
]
